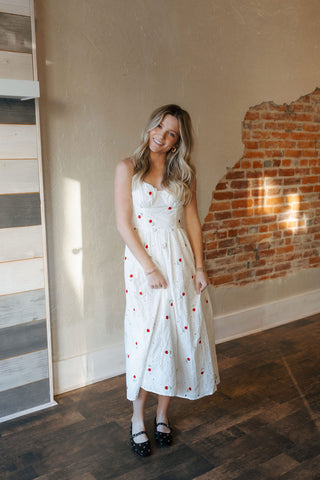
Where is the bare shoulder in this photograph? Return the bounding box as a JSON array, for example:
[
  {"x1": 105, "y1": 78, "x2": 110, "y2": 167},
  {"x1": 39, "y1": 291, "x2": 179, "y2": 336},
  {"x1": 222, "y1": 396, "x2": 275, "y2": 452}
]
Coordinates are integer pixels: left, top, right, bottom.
[{"x1": 116, "y1": 157, "x2": 134, "y2": 177}]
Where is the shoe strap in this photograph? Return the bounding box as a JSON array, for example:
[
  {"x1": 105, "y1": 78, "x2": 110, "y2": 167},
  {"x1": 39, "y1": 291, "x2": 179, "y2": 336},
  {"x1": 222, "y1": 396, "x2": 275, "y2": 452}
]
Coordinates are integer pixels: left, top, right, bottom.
[{"x1": 132, "y1": 430, "x2": 147, "y2": 439}]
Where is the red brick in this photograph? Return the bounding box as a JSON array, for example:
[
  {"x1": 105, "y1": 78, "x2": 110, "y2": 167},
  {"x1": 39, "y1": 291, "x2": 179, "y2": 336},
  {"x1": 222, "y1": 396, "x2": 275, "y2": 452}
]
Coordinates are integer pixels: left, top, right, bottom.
[
  {"x1": 209, "y1": 201, "x2": 231, "y2": 212},
  {"x1": 272, "y1": 130, "x2": 291, "y2": 138},
  {"x1": 221, "y1": 219, "x2": 241, "y2": 228},
  {"x1": 262, "y1": 215, "x2": 277, "y2": 223},
  {"x1": 218, "y1": 239, "x2": 235, "y2": 249},
  {"x1": 282, "y1": 159, "x2": 292, "y2": 167},
  {"x1": 252, "y1": 131, "x2": 272, "y2": 139},
  {"x1": 302, "y1": 150, "x2": 318, "y2": 157},
  {"x1": 256, "y1": 268, "x2": 274, "y2": 276},
  {"x1": 206, "y1": 241, "x2": 218, "y2": 250},
  {"x1": 213, "y1": 274, "x2": 234, "y2": 286},
  {"x1": 279, "y1": 168, "x2": 295, "y2": 176},
  {"x1": 253, "y1": 160, "x2": 263, "y2": 168},
  {"x1": 284, "y1": 177, "x2": 301, "y2": 185},
  {"x1": 303, "y1": 123, "x2": 320, "y2": 132},
  {"x1": 244, "y1": 141, "x2": 259, "y2": 149},
  {"x1": 232, "y1": 199, "x2": 253, "y2": 209},
  {"x1": 302, "y1": 176, "x2": 318, "y2": 184},
  {"x1": 206, "y1": 249, "x2": 227, "y2": 259},
  {"x1": 297, "y1": 140, "x2": 315, "y2": 148},
  {"x1": 311, "y1": 167, "x2": 320, "y2": 174},
  {"x1": 242, "y1": 217, "x2": 261, "y2": 225},
  {"x1": 228, "y1": 229, "x2": 239, "y2": 237},
  {"x1": 276, "y1": 245, "x2": 294, "y2": 254},
  {"x1": 265, "y1": 150, "x2": 283, "y2": 158},
  {"x1": 251, "y1": 189, "x2": 265, "y2": 197},
  {"x1": 264, "y1": 169, "x2": 278, "y2": 177},
  {"x1": 226, "y1": 170, "x2": 245, "y2": 180},
  {"x1": 204, "y1": 213, "x2": 214, "y2": 222},
  {"x1": 214, "y1": 211, "x2": 232, "y2": 221},
  {"x1": 232, "y1": 208, "x2": 254, "y2": 218},
  {"x1": 265, "y1": 197, "x2": 284, "y2": 206},
  {"x1": 294, "y1": 113, "x2": 313, "y2": 121},
  {"x1": 213, "y1": 191, "x2": 234, "y2": 200},
  {"x1": 233, "y1": 190, "x2": 249, "y2": 199},
  {"x1": 216, "y1": 182, "x2": 228, "y2": 190},
  {"x1": 275, "y1": 262, "x2": 291, "y2": 272},
  {"x1": 240, "y1": 160, "x2": 252, "y2": 169},
  {"x1": 230, "y1": 180, "x2": 249, "y2": 189},
  {"x1": 244, "y1": 151, "x2": 265, "y2": 159},
  {"x1": 245, "y1": 111, "x2": 260, "y2": 120},
  {"x1": 246, "y1": 170, "x2": 263, "y2": 179}
]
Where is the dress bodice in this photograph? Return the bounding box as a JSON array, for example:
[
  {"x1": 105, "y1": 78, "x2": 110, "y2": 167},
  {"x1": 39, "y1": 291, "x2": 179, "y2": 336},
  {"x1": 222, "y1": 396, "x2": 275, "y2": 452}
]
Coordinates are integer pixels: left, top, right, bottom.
[{"x1": 132, "y1": 181, "x2": 184, "y2": 231}]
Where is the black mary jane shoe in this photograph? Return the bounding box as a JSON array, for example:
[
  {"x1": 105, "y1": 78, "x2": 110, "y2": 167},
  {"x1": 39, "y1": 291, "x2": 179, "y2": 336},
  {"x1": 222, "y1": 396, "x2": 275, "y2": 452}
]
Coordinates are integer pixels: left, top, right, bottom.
[
  {"x1": 154, "y1": 418, "x2": 173, "y2": 447},
  {"x1": 130, "y1": 424, "x2": 151, "y2": 457}
]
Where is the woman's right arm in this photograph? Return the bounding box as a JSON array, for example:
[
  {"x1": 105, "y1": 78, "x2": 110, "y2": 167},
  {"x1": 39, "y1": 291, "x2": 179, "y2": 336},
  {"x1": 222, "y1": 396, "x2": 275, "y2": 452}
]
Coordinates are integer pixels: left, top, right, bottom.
[{"x1": 114, "y1": 159, "x2": 167, "y2": 288}]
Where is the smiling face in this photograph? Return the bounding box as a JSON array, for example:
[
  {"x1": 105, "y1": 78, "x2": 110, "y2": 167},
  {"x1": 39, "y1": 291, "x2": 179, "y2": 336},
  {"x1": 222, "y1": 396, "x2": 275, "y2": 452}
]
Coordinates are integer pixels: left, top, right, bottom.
[{"x1": 148, "y1": 114, "x2": 180, "y2": 155}]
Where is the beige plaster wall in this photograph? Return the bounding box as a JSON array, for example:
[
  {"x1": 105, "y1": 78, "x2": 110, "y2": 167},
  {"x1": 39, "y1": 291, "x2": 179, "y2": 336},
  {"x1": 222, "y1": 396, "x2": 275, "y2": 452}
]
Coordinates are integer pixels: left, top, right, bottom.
[{"x1": 35, "y1": 0, "x2": 320, "y2": 392}]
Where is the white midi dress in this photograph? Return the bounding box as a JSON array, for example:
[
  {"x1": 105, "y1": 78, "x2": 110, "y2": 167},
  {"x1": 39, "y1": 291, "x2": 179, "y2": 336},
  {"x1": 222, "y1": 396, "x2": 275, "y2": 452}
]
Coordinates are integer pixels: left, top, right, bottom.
[{"x1": 124, "y1": 180, "x2": 220, "y2": 401}]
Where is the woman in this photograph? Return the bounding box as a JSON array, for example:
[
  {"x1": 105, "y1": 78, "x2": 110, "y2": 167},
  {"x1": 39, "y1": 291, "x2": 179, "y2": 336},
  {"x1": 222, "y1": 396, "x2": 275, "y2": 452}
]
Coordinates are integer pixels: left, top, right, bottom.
[{"x1": 115, "y1": 104, "x2": 219, "y2": 457}]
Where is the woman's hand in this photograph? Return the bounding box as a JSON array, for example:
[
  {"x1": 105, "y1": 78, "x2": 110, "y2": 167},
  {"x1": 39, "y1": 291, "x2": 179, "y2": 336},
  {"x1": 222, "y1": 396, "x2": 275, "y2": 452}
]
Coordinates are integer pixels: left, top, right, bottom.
[
  {"x1": 194, "y1": 270, "x2": 209, "y2": 294},
  {"x1": 146, "y1": 268, "x2": 168, "y2": 289}
]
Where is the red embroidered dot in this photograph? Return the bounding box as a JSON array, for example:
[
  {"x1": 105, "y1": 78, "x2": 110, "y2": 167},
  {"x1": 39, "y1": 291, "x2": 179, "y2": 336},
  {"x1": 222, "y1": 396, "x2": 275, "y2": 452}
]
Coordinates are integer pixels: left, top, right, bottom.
[
  {"x1": 182, "y1": 292, "x2": 185, "y2": 296},
  {"x1": 187, "y1": 357, "x2": 190, "y2": 361},
  {"x1": 166, "y1": 315, "x2": 169, "y2": 319},
  {"x1": 133, "y1": 375, "x2": 136, "y2": 378},
  {"x1": 184, "y1": 326, "x2": 188, "y2": 330},
  {"x1": 193, "y1": 308, "x2": 196, "y2": 312},
  {"x1": 124, "y1": 256, "x2": 127, "y2": 260},
  {"x1": 201, "y1": 371, "x2": 204, "y2": 375},
  {"x1": 134, "y1": 227, "x2": 136, "y2": 230},
  {"x1": 133, "y1": 308, "x2": 135, "y2": 311},
  {"x1": 168, "y1": 207, "x2": 172, "y2": 210},
  {"x1": 206, "y1": 300, "x2": 208, "y2": 303},
  {"x1": 179, "y1": 258, "x2": 182, "y2": 262},
  {"x1": 125, "y1": 289, "x2": 128, "y2": 293},
  {"x1": 148, "y1": 368, "x2": 151, "y2": 371},
  {"x1": 146, "y1": 329, "x2": 150, "y2": 332},
  {"x1": 189, "y1": 387, "x2": 192, "y2": 391},
  {"x1": 130, "y1": 274, "x2": 133, "y2": 278},
  {"x1": 170, "y1": 302, "x2": 173, "y2": 307},
  {"x1": 127, "y1": 354, "x2": 130, "y2": 358},
  {"x1": 139, "y1": 291, "x2": 143, "y2": 295},
  {"x1": 179, "y1": 219, "x2": 181, "y2": 223},
  {"x1": 192, "y1": 275, "x2": 194, "y2": 279},
  {"x1": 165, "y1": 386, "x2": 168, "y2": 390},
  {"x1": 199, "y1": 340, "x2": 201, "y2": 344},
  {"x1": 165, "y1": 350, "x2": 168, "y2": 354},
  {"x1": 149, "y1": 191, "x2": 152, "y2": 195},
  {"x1": 138, "y1": 215, "x2": 141, "y2": 219},
  {"x1": 135, "y1": 342, "x2": 138, "y2": 345},
  {"x1": 145, "y1": 245, "x2": 148, "y2": 249},
  {"x1": 149, "y1": 219, "x2": 152, "y2": 223}
]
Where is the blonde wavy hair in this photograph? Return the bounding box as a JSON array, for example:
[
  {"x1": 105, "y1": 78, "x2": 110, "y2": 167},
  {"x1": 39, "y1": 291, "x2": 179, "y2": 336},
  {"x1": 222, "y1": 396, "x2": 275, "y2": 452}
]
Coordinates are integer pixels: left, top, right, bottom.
[{"x1": 132, "y1": 104, "x2": 196, "y2": 204}]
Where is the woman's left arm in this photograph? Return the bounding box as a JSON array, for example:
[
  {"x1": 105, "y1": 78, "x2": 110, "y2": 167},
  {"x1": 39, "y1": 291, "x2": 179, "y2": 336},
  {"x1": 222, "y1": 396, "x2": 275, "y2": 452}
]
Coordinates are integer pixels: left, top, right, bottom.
[{"x1": 184, "y1": 179, "x2": 210, "y2": 294}]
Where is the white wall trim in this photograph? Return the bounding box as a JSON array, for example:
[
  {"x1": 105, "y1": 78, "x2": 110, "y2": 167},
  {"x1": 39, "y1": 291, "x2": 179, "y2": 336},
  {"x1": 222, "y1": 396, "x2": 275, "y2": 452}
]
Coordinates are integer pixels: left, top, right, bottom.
[
  {"x1": 53, "y1": 289, "x2": 320, "y2": 395},
  {"x1": 53, "y1": 342, "x2": 126, "y2": 395},
  {"x1": 0, "y1": 400, "x2": 57, "y2": 424},
  {"x1": 214, "y1": 288, "x2": 320, "y2": 344}
]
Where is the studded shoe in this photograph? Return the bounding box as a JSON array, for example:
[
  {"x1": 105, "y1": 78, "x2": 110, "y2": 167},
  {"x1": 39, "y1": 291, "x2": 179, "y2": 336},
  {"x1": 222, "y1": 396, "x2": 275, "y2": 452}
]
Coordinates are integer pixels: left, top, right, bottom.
[
  {"x1": 154, "y1": 418, "x2": 173, "y2": 447},
  {"x1": 130, "y1": 423, "x2": 151, "y2": 457}
]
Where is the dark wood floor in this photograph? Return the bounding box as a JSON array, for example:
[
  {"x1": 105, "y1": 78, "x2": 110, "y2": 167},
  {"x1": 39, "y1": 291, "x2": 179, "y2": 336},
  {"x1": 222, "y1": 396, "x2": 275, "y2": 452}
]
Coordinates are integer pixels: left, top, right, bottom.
[{"x1": 1, "y1": 314, "x2": 320, "y2": 480}]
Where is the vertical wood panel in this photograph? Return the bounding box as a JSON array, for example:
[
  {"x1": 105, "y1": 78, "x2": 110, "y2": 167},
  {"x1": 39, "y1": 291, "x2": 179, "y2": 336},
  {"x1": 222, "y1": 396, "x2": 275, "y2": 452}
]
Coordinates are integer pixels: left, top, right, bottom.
[
  {"x1": 0, "y1": 125, "x2": 37, "y2": 158},
  {"x1": 0, "y1": 1, "x2": 30, "y2": 16},
  {"x1": 0, "y1": 289, "x2": 45, "y2": 328},
  {"x1": 0, "y1": 320, "x2": 47, "y2": 360},
  {"x1": 0, "y1": 51, "x2": 33, "y2": 80},
  {"x1": 0, "y1": 99, "x2": 35, "y2": 124},
  {"x1": 0, "y1": 193, "x2": 41, "y2": 228},
  {"x1": 0, "y1": 12, "x2": 32, "y2": 53},
  {"x1": 0, "y1": 124, "x2": 37, "y2": 158},
  {"x1": 0, "y1": 379, "x2": 50, "y2": 419},
  {"x1": 0, "y1": 350, "x2": 48, "y2": 392},
  {"x1": 0, "y1": 225, "x2": 43, "y2": 262},
  {"x1": 0, "y1": 160, "x2": 39, "y2": 193},
  {"x1": 0, "y1": 258, "x2": 44, "y2": 295}
]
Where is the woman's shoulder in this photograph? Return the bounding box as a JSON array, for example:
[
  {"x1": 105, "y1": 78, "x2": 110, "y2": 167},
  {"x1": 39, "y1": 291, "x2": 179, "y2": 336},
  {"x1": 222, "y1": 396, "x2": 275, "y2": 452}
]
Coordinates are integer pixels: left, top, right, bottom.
[{"x1": 116, "y1": 157, "x2": 134, "y2": 178}]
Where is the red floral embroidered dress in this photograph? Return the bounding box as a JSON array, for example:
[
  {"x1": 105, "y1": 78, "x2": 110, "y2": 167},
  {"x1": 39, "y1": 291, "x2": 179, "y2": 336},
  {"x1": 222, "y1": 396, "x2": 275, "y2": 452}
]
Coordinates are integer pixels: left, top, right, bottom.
[{"x1": 124, "y1": 180, "x2": 220, "y2": 401}]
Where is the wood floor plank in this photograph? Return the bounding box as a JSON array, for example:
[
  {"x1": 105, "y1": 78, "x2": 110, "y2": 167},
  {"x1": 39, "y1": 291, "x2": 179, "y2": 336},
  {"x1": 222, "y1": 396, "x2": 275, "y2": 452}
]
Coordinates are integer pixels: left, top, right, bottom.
[{"x1": 0, "y1": 314, "x2": 319, "y2": 479}]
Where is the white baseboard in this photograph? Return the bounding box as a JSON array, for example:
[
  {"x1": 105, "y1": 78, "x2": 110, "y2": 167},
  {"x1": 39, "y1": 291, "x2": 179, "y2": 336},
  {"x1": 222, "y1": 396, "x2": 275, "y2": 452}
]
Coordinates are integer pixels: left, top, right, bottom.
[
  {"x1": 214, "y1": 288, "x2": 320, "y2": 343},
  {"x1": 0, "y1": 400, "x2": 57, "y2": 424},
  {"x1": 53, "y1": 289, "x2": 320, "y2": 395},
  {"x1": 53, "y1": 342, "x2": 126, "y2": 395}
]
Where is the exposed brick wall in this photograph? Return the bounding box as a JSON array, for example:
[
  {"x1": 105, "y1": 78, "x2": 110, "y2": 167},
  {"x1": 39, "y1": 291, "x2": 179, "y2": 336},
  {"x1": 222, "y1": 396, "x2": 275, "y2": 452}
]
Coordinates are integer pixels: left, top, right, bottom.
[{"x1": 203, "y1": 88, "x2": 320, "y2": 287}]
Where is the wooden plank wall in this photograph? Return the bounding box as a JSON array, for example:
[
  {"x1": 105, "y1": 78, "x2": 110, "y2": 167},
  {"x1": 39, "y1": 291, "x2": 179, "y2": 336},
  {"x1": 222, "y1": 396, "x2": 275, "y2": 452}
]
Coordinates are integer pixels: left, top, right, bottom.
[{"x1": 0, "y1": 0, "x2": 54, "y2": 421}]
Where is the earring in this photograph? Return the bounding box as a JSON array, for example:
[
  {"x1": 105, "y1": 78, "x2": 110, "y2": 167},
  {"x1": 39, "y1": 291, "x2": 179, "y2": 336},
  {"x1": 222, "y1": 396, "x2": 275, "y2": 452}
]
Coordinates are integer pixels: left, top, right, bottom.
[{"x1": 171, "y1": 147, "x2": 177, "y2": 153}]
